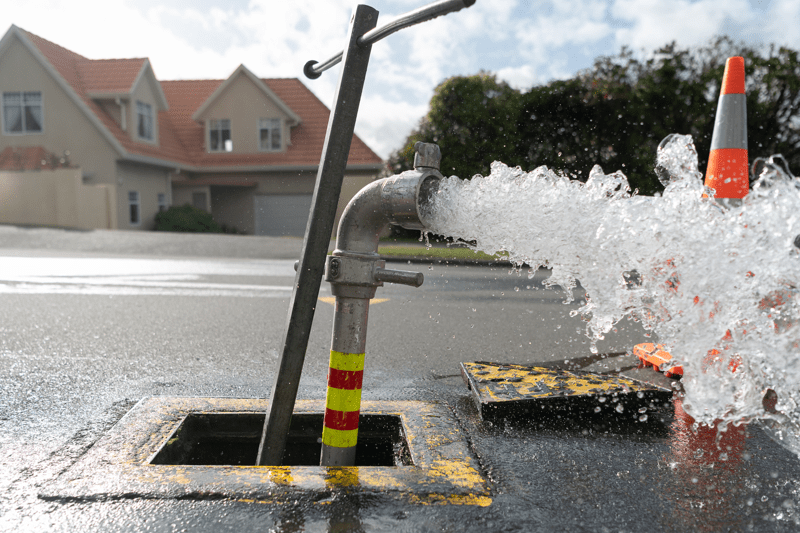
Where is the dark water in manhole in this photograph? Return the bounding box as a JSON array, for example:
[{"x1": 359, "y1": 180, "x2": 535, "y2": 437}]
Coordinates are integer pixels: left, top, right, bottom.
[{"x1": 151, "y1": 413, "x2": 413, "y2": 467}]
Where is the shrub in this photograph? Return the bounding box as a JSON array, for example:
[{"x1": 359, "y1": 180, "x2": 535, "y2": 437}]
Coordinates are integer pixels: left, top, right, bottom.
[{"x1": 154, "y1": 204, "x2": 223, "y2": 233}]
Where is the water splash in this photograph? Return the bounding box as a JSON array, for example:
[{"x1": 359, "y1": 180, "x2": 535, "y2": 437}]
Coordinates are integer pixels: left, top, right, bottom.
[{"x1": 427, "y1": 134, "x2": 800, "y2": 442}]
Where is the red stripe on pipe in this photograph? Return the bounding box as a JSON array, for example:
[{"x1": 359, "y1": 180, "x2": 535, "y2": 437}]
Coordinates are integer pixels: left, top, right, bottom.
[
  {"x1": 327, "y1": 368, "x2": 364, "y2": 390},
  {"x1": 324, "y1": 408, "x2": 360, "y2": 431}
]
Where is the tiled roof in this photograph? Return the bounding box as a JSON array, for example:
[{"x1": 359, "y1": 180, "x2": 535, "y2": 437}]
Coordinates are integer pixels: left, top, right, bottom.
[
  {"x1": 0, "y1": 146, "x2": 76, "y2": 171},
  {"x1": 80, "y1": 58, "x2": 147, "y2": 95},
  {"x1": 20, "y1": 28, "x2": 383, "y2": 171}
]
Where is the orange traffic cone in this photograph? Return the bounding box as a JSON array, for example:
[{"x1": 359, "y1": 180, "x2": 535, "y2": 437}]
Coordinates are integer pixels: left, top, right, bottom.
[{"x1": 704, "y1": 56, "x2": 748, "y2": 198}]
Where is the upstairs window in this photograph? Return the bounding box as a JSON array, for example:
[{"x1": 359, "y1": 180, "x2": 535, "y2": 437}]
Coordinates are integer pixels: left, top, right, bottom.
[
  {"x1": 2, "y1": 92, "x2": 43, "y2": 134},
  {"x1": 209, "y1": 119, "x2": 232, "y2": 152},
  {"x1": 136, "y1": 101, "x2": 153, "y2": 140},
  {"x1": 259, "y1": 118, "x2": 282, "y2": 151}
]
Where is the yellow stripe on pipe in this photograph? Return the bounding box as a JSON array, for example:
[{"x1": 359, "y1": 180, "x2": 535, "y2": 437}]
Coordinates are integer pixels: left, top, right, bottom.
[
  {"x1": 329, "y1": 350, "x2": 365, "y2": 372},
  {"x1": 322, "y1": 426, "x2": 359, "y2": 448},
  {"x1": 325, "y1": 387, "x2": 363, "y2": 412}
]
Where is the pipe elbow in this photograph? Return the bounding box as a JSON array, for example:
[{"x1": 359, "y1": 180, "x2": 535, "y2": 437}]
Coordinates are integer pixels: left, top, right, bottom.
[{"x1": 335, "y1": 169, "x2": 442, "y2": 255}]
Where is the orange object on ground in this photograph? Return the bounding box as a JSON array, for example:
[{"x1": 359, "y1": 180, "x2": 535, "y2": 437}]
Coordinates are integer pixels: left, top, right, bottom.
[
  {"x1": 633, "y1": 343, "x2": 683, "y2": 378},
  {"x1": 704, "y1": 56, "x2": 748, "y2": 199}
]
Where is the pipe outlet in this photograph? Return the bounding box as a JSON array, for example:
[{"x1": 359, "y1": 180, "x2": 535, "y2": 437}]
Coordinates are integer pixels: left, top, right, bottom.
[{"x1": 333, "y1": 143, "x2": 442, "y2": 256}]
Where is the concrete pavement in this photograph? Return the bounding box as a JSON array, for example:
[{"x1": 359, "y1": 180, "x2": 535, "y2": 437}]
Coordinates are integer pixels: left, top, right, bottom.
[{"x1": 1, "y1": 225, "x2": 799, "y2": 532}]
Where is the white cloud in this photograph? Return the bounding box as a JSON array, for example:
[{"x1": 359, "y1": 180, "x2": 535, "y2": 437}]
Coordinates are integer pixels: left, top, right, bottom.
[
  {"x1": 495, "y1": 64, "x2": 538, "y2": 90},
  {"x1": 3, "y1": 0, "x2": 799, "y2": 161},
  {"x1": 355, "y1": 94, "x2": 428, "y2": 159},
  {"x1": 610, "y1": 0, "x2": 754, "y2": 51}
]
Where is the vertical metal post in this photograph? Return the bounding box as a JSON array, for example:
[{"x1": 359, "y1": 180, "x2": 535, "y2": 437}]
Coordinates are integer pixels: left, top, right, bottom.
[
  {"x1": 256, "y1": 4, "x2": 379, "y2": 466},
  {"x1": 320, "y1": 296, "x2": 372, "y2": 466}
]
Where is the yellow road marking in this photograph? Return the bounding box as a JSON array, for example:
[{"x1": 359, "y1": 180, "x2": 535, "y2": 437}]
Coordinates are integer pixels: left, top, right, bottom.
[{"x1": 319, "y1": 297, "x2": 389, "y2": 305}]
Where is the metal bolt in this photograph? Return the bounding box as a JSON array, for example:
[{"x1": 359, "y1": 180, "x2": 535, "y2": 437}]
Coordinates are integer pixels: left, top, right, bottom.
[
  {"x1": 329, "y1": 258, "x2": 341, "y2": 278},
  {"x1": 413, "y1": 142, "x2": 442, "y2": 170}
]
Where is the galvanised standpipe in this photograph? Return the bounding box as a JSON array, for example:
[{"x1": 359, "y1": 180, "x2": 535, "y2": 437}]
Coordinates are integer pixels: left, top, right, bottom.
[{"x1": 320, "y1": 142, "x2": 442, "y2": 466}]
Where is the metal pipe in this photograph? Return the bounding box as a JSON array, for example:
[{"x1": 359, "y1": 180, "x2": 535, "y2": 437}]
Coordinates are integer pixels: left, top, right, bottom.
[
  {"x1": 256, "y1": 4, "x2": 379, "y2": 467},
  {"x1": 319, "y1": 142, "x2": 442, "y2": 466},
  {"x1": 304, "y1": 0, "x2": 476, "y2": 79}
]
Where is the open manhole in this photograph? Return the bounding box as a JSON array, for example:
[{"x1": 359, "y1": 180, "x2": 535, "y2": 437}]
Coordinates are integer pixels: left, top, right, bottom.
[
  {"x1": 151, "y1": 413, "x2": 412, "y2": 467},
  {"x1": 41, "y1": 398, "x2": 491, "y2": 506}
]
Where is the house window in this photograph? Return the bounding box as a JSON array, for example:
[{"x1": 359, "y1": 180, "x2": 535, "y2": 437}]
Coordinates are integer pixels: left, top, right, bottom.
[
  {"x1": 209, "y1": 119, "x2": 232, "y2": 152},
  {"x1": 128, "y1": 191, "x2": 141, "y2": 225},
  {"x1": 2, "y1": 92, "x2": 43, "y2": 134},
  {"x1": 259, "y1": 118, "x2": 282, "y2": 151},
  {"x1": 157, "y1": 193, "x2": 168, "y2": 212},
  {"x1": 136, "y1": 101, "x2": 153, "y2": 140}
]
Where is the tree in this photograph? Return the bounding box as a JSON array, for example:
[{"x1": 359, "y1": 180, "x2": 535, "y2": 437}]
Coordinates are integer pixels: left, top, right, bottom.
[
  {"x1": 387, "y1": 37, "x2": 800, "y2": 195},
  {"x1": 386, "y1": 72, "x2": 522, "y2": 179}
]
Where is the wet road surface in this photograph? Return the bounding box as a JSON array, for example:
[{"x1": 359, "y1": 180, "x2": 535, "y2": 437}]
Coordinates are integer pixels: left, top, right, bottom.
[{"x1": 1, "y1": 229, "x2": 799, "y2": 531}]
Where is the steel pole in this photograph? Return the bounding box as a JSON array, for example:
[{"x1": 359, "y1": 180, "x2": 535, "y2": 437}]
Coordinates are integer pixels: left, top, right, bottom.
[{"x1": 256, "y1": 4, "x2": 378, "y2": 466}]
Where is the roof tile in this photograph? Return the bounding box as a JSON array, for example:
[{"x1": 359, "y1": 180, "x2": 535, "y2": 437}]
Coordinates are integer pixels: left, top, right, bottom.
[{"x1": 20, "y1": 28, "x2": 382, "y2": 170}]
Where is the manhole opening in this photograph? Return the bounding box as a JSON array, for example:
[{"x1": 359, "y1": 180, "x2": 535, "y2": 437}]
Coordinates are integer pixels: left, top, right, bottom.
[{"x1": 150, "y1": 413, "x2": 413, "y2": 467}]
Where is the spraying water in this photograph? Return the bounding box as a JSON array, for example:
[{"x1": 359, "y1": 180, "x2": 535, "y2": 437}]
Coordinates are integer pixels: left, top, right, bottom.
[{"x1": 424, "y1": 134, "x2": 800, "y2": 451}]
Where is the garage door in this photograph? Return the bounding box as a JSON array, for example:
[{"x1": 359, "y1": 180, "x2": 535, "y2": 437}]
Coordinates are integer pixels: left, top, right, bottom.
[{"x1": 253, "y1": 194, "x2": 313, "y2": 236}]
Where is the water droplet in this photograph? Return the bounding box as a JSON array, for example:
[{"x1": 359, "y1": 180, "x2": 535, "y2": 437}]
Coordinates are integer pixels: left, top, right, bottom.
[
  {"x1": 615, "y1": 404, "x2": 624, "y2": 413},
  {"x1": 638, "y1": 414, "x2": 648, "y2": 422}
]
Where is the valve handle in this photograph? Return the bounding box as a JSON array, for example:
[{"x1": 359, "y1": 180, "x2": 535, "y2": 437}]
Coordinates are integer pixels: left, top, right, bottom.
[{"x1": 374, "y1": 267, "x2": 424, "y2": 287}]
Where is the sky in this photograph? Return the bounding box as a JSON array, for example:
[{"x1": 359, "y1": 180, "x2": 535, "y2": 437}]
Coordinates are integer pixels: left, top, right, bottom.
[{"x1": 2, "y1": 0, "x2": 798, "y2": 160}]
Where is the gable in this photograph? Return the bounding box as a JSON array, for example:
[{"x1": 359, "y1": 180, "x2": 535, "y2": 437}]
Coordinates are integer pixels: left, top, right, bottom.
[
  {"x1": 197, "y1": 73, "x2": 292, "y2": 124},
  {"x1": 1, "y1": 26, "x2": 381, "y2": 172},
  {"x1": 0, "y1": 32, "x2": 120, "y2": 164},
  {"x1": 192, "y1": 65, "x2": 300, "y2": 126}
]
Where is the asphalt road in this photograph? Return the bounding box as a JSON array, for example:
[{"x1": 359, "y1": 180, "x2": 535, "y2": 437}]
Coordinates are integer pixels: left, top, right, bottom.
[{"x1": 1, "y1": 226, "x2": 799, "y2": 532}]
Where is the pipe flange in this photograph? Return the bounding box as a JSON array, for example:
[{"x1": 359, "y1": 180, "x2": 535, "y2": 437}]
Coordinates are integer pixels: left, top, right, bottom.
[{"x1": 325, "y1": 253, "x2": 385, "y2": 288}]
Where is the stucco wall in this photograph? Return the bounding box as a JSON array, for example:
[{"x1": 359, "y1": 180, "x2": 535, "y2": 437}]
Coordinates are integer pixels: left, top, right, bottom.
[
  {"x1": 197, "y1": 74, "x2": 292, "y2": 154},
  {"x1": 181, "y1": 168, "x2": 378, "y2": 235},
  {"x1": 0, "y1": 37, "x2": 119, "y2": 191},
  {"x1": 116, "y1": 161, "x2": 171, "y2": 230},
  {"x1": 0, "y1": 167, "x2": 114, "y2": 229},
  {"x1": 127, "y1": 71, "x2": 162, "y2": 146},
  {"x1": 210, "y1": 186, "x2": 255, "y2": 234}
]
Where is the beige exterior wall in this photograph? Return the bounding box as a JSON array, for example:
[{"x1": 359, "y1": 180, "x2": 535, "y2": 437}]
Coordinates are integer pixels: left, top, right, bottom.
[
  {"x1": 180, "y1": 168, "x2": 378, "y2": 235},
  {"x1": 197, "y1": 74, "x2": 292, "y2": 154},
  {"x1": 0, "y1": 167, "x2": 115, "y2": 229},
  {"x1": 127, "y1": 73, "x2": 162, "y2": 146},
  {"x1": 116, "y1": 161, "x2": 171, "y2": 230},
  {"x1": 210, "y1": 186, "x2": 255, "y2": 234},
  {"x1": 0, "y1": 38, "x2": 119, "y2": 198}
]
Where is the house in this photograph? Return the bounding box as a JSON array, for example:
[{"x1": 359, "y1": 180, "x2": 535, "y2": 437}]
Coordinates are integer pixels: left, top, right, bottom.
[{"x1": 0, "y1": 25, "x2": 383, "y2": 235}]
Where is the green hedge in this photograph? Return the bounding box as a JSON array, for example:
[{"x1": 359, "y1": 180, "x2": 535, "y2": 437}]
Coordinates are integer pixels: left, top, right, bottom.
[{"x1": 154, "y1": 204, "x2": 223, "y2": 233}]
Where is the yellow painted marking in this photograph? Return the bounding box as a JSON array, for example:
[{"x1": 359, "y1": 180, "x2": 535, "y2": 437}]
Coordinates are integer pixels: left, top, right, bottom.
[
  {"x1": 410, "y1": 494, "x2": 493, "y2": 507},
  {"x1": 463, "y1": 362, "x2": 654, "y2": 403},
  {"x1": 325, "y1": 386, "x2": 363, "y2": 412},
  {"x1": 269, "y1": 468, "x2": 293, "y2": 486},
  {"x1": 321, "y1": 426, "x2": 358, "y2": 448},
  {"x1": 319, "y1": 297, "x2": 389, "y2": 305},
  {"x1": 329, "y1": 350, "x2": 365, "y2": 372},
  {"x1": 326, "y1": 467, "x2": 360, "y2": 488},
  {"x1": 428, "y1": 460, "x2": 486, "y2": 489}
]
